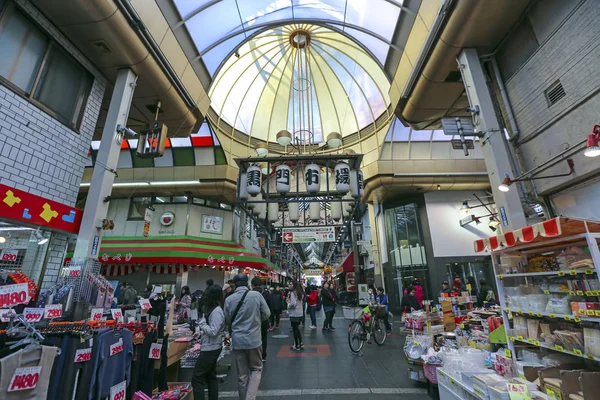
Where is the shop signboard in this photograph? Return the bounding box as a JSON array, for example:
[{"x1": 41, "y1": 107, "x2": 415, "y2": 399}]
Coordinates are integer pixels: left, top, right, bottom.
[
  {"x1": 282, "y1": 227, "x2": 335, "y2": 243},
  {"x1": 303, "y1": 269, "x2": 322, "y2": 276},
  {"x1": 0, "y1": 248, "x2": 19, "y2": 262},
  {"x1": 0, "y1": 184, "x2": 82, "y2": 233},
  {"x1": 500, "y1": 206, "x2": 509, "y2": 227},
  {"x1": 201, "y1": 215, "x2": 224, "y2": 234},
  {"x1": 358, "y1": 284, "x2": 369, "y2": 305}
]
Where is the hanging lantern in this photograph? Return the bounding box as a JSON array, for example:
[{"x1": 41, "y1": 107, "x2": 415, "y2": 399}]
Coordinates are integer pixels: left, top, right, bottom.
[
  {"x1": 247, "y1": 192, "x2": 262, "y2": 211},
  {"x1": 334, "y1": 162, "x2": 350, "y2": 194},
  {"x1": 257, "y1": 202, "x2": 267, "y2": 220},
  {"x1": 350, "y1": 169, "x2": 360, "y2": 198},
  {"x1": 268, "y1": 202, "x2": 279, "y2": 222},
  {"x1": 331, "y1": 200, "x2": 342, "y2": 221},
  {"x1": 275, "y1": 164, "x2": 291, "y2": 194},
  {"x1": 309, "y1": 201, "x2": 320, "y2": 221},
  {"x1": 343, "y1": 206, "x2": 350, "y2": 217},
  {"x1": 305, "y1": 163, "x2": 320, "y2": 193},
  {"x1": 343, "y1": 192, "x2": 354, "y2": 212},
  {"x1": 289, "y1": 202, "x2": 299, "y2": 223},
  {"x1": 358, "y1": 170, "x2": 364, "y2": 197},
  {"x1": 239, "y1": 173, "x2": 248, "y2": 200},
  {"x1": 246, "y1": 165, "x2": 261, "y2": 196}
]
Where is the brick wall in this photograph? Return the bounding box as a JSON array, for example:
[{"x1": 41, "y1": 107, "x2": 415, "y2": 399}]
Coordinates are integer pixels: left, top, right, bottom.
[
  {"x1": 498, "y1": 0, "x2": 600, "y2": 195},
  {"x1": 0, "y1": 0, "x2": 107, "y2": 288}
]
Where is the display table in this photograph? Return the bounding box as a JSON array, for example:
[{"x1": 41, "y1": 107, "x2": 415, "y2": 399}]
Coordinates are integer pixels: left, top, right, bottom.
[{"x1": 436, "y1": 367, "x2": 478, "y2": 400}]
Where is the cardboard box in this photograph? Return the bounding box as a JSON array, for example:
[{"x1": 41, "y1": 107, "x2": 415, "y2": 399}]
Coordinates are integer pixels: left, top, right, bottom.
[
  {"x1": 580, "y1": 372, "x2": 600, "y2": 399},
  {"x1": 560, "y1": 370, "x2": 585, "y2": 400}
]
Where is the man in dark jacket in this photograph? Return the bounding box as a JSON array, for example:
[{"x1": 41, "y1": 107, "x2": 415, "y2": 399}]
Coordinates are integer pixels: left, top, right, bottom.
[
  {"x1": 401, "y1": 286, "x2": 421, "y2": 314},
  {"x1": 252, "y1": 278, "x2": 270, "y2": 362},
  {"x1": 269, "y1": 285, "x2": 284, "y2": 329},
  {"x1": 477, "y1": 279, "x2": 496, "y2": 306}
]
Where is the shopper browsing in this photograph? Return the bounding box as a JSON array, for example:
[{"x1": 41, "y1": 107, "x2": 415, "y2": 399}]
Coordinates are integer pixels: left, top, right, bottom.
[
  {"x1": 439, "y1": 280, "x2": 451, "y2": 297},
  {"x1": 192, "y1": 284, "x2": 225, "y2": 400},
  {"x1": 224, "y1": 274, "x2": 270, "y2": 400},
  {"x1": 477, "y1": 278, "x2": 496, "y2": 306},
  {"x1": 320, "y1": 282, "x2": 335, "y2": 332},
  {"x1": 287, "y1": 281, "x2": 305, "y2": 351},
  {"x1": 401, "y1": 286, "x2": 422, "y2": 314},
  {"x1": 412, "y1": 278, "x2": 424, "y2": 307},
  {"x1": 179, "y1": 285, "x2": 193, "y2": 318},
  {"x1": 120, "y1": 282, "x2": 138, "y2": 305},
  {"x1": 307, "y1": 286, "x2": 318, "y2": 329}
]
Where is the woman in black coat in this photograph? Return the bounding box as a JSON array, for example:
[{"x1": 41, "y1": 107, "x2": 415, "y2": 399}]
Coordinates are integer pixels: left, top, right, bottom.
[{"x1": 400, "y1": 286, "x2": 422, "y2": 314}]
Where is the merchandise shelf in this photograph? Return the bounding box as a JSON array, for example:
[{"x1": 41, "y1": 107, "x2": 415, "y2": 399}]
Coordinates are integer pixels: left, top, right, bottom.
[
  {"x1": 503, "y1": 307, "x2": 599, "y2": 322},
  {"x1": 509, "y1": 337, "x2": 600, "y2": 362},
  {"x1": 437, "y1": 368, "x2": 477, "y2": 400},
  {"x1": 497, "y1": 270, "x2": 597, "y2": 278}
]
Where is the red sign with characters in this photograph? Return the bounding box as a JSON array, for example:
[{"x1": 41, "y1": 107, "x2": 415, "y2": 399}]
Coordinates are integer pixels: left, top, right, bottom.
[{"x1": 0, "y1": 184, "x2": 82, "y2": 234}]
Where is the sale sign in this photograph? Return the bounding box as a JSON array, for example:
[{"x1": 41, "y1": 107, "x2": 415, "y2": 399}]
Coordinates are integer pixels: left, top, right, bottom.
[
  {"x1": 74, "y1": 348, "x2": 92, "y2": 363},
  {"x1": 110, "y1": 338, "x2": 123, "y2": 356},
  {"x1": 111, "y1": 308, "x2": 123, "y2": 322},
  {"x1": 139, "y1": 299, "x2": 151, "y2": 310},
  {"x1": 63, "y1": 266, "x2": 81, "y2": 277},
  {"x1": 0, "y1": 248, "x2": 18, "y2": 262},
  {"x1": 23, "y1": 308, "x2": 44, "y2": 323},
  {"x1": 0, "y1": 283, "x2": 30, "y2": 308},
  {"x1": 90, "y1": 308, "x2": 103, "y2": 321},
  {"x1": 109, "y1": 380, "x2": 126, "y2": 400},
  {"x1": 8, "y1": 366, "x2": 42, "y2": 392},
  {"x1": 44, "y1": 304, "x2": 62, "y2": 319},
  {"x1": 0, "y1": 308, "x2": 16, "y2": 322},
  {"x1": 149, "y1": 343, "x2": 162, "y2": 359}
]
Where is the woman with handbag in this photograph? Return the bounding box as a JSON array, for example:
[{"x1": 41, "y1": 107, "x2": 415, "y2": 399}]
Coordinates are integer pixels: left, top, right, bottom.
[{"x1": 287, "y1": 281, "x2": 305, "y2": 351}]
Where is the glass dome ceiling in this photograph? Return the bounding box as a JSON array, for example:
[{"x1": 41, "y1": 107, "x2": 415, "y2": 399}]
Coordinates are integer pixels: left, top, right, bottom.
[{"x1": 208, "y1": 23, "x2": 391, "y2": 143}]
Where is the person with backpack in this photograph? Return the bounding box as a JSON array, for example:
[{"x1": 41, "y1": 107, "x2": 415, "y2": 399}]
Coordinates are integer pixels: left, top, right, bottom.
[
  {"x1": 224, "y1": 274, "x2": 270, "y2": 400},
  {"x1": 192, "y1": 284, "x2": 225, "y2": 400}
]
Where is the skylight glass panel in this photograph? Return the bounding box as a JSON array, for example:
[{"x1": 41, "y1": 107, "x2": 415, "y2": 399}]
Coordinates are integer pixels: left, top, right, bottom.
[
  {"x1": 174, "y1": 0, "x2": 215, "y2": 19},
  {"x1": 185, "y1": 0, "x2": 241, "y2": 52},
  {"x1": 410, "y1": 129, "x2": 433, "y2": 141},
  {"x1": 340, "y1": 27, "x2": 389, "y2": 65},
  {"x1": 237, "y1": 0, "x2": 293, "y2": 28},
  {"x1": 345, "y1": 0, "x2": 400, "y2": 40},
  {"x1": 292, "y1": 0, "x2": 346, "y2": 22}
]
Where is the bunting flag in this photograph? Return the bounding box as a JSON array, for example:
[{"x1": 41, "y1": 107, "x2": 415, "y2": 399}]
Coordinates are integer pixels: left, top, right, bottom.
[
  {"x1": 101, "y1": 264, "x2": 137, "y2": 277},
  {"x1": 474, "y1": 217, "x2": 562, "y2": 252}
]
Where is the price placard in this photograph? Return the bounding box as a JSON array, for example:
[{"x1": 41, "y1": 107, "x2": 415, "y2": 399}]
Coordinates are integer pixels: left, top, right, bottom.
[
  {"x1": 557, "y1": 271, "x2": 565, "y2": 277},
  {"x1": 585, "y1": 291, "x2": 593, "y2": 297},
  {"x1": 573, "y1": 349, "x2": 583, "y2": 356},
  {"x1": 90, "y1": 308, "x2": 103, "y2": 321},
  {"x1": 149, "y1": 343, "x2": 162, "y2": 359},
  {"x1": 569, "y1": 291, "x2": 576, "y2": 296},
  {"x1": 527, "y1": 311, "x2": 534, "y2": 316},
  {"x1": 23, "y1": 308, "x2": 44, "y2": 322},
  {"x1": 8, "y1": 366, "x2": 42, "y2": 392},
  {"x1": 111, "y1": 309, "x2": 123, "y2": 322},
  {"x1": 508, "y1": 336, "x2": 515, "y2": 341},
  {"x1": 574, "y1": 316, "x2": 581, "y2": 322},
  {"x1": 576, "y1": 290, "x2": 584, "y2": 296},
  {"x1": 0, "y1": 248, "x2": 18, "y2": 262},
  {"x1": 549, "y1": 313, "x2": 556, "y2": 318},
  {"x1": 507, "y1": 383, "x2": 531, "y2": 400},
  {"x1": 504, "y1": 349, "x2": 512, "y2": 358},
  {"x1": 74, "y1": 348, "x2": 92, "y2": 363},
  {"x1": 543, "y1": 290, "x2": 550, "y2": 294},
  {"x1": 44, "y1": 304, "x2": 62, "y2": 319},
  {"x1": 569, "y1": 270, "x2": 577, "y2": 276},
  {"x1": 0, "y1": 308, "x2": 16, "y2": 322},
  {"x1": 109, "y1": 380, "x2": 126, "y2": 400},
  {"x1": 110, "y1": 339, "x2": 124, "y2": 356},
  {"x1": 0, "y1": 283, "x2": 30, "y2": 308},
  {"x1": 563, "y1": 315, "x2": 572, "y2": 321},
  {"x1": 555, "y1": 344, "x2": 564, "y2": 351},
  {"x1": 139, "y1": 299, "x2": 151, "y2": 310},
  {"x1": 587, "y1": 310, "x2": 595, "y2": 316},
  {"x1": 585, "y1": 269, "x2": 594, "y2": 275},
  {"x1": 517, "y1": 335, "x2": 524, "y2": 340}
]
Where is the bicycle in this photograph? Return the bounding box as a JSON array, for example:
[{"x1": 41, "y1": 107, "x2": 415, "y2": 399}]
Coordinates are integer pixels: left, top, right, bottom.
[{"x1": 348, "y1": 305, "x2": 388, "y2": 353}]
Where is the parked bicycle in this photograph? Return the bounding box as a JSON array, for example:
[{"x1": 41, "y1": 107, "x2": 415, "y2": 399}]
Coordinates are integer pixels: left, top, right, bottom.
[{"x1": 348, "y1": 304, "x2": 387, "y2": 353}]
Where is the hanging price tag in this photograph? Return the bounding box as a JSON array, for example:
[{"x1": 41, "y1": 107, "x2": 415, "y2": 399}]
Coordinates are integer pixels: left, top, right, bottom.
[
  {"x1": 517, "y1": 335, "x2": 524, "y2": 340},
  {"x1": 527, "y1": 311, "x2": 534, "y2": 316},
  {"x1": 110, "y1": 339, "x2": 124, "y2": 356},
  {"x1": 557, "y1": 271, "x2": 565, "y2": 277},
  {"x1": 44, "y1": 304, "x2": 62, "y2": 319},
  {"x1": 111, "y1": 309, "x2": 123, "y2": 322},
  {"x1": 569, "y1": 291, "x2": 576, "y2": 296},
  {"x1": 23, "y1": 308, "x2": 44, "y2": 323},
  {"x1": 563, "y1": 315, "x2": 572, "y2": 321},
  {"x1": 574, "y1": 316, "x2": 581, "y2": 322},
  {"x1": 586, "y1": 354, "x2": 595, "y2": 360},
  {"x1": 149, "y1": 343, "x2": 162, "y2": 359},
  {"x1": 595, "y1": 310, "x2": 600, "y2": 317},
  {"x1": 573, "y1": 349, "x2": 583, "y2": 356},
  {"x1": 555, "y1": 344, "x2": 564, "y2": 351},
  {"x1": 534, "y1": 340, "x2": 541, "y2": 346},
  {"x1": 536, "y1": 312, "x2": 542, "y2": 317},
  {"x1": 74, "y1": 348, "x2": 92, "y2": 363},
  {"x1": 585, "y1": 269, "x2": 594, "y2": 275},
  {"x1": 517, "y1": 309, "x2": 523, "y2": 314},
  {"x1": 508, "y1": 336, "x2": 515, "y2": 341},
  {"x1": 0, "y1": 283, "x2": 30, "y2": 308},
  {"x1": 109, "y1": 380, "x2": 126, "y2": 400},
  {"x1": 0, "y1": 308, "x2": 16, "y2": 322},
  {"x1": 90, "y1": 308, "x2": 103, "y2": 321},
  {"x1": 570, "y1": 270, "x2": 577, "y2": 276},
  {"x1": 577, "y1": 290, "x2": 584, "y2": 296},
  {"x1": 8, "y1": 366, "x2": 42, "y2": 392},
  {"x1": 549, "y1": 313, "x2": 556, "y2": 318},
  {"x1": 527, "y1": 338, "x2": 534, "y2": 344},
  {"x1": 139, "y1": 299, "x2": 151, "y2": 310},
  {"x1": 543, "y1": 290, "x2": 550, "y2": 294}
]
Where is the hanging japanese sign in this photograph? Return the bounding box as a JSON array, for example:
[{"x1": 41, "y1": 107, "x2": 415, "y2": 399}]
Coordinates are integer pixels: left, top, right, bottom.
[
  {"x1": 282, "y1": 227, "x2": 335, "y2": 243},
  {"x1": 201, "y1": 215, "x2": 223, "y2": 234},
  {"x1": 246, "y1": 165, "x2": 262, "y2": 196},
  {"x1": 0, "y1": 184, "x2": 83, "y2": 233},
  {"x1": 275, "y1": 164, "x2": 291, "y2": 194},
  {"x1": 334, "y1": 163, "x2": 350, "y2": 193}
]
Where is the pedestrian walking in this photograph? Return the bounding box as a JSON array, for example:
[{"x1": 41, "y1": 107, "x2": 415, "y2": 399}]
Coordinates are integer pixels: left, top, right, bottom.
[
  {"x1": 320, "y1": 282, "x2": 335, "y2": 332},
  {"x1": 269, "y1": 285, "x2": 284, "y2": 330},
  {"x1": 224, "y1": 274, "x2": 270, "y2": 400},
  {"x1": 287, "y1": 281, "x2": 304, "y2": 351},
  {"x1": 251, "y1": 277, "x2": 270, "y2": 362},
  {"x1": 307, "y1": 286, "x2": 318, "y2": 329}
]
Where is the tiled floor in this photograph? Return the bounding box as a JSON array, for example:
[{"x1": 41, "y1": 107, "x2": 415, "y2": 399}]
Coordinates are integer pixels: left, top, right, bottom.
[{"x1": 216, "y1": 314, "x2": 432, "y2": 399}]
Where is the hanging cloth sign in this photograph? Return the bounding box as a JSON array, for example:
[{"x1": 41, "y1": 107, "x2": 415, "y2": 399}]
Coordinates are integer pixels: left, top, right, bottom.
[
  {"x1": 8, "y1": 366, "x2": 42, "y2": 392},
  {"x1": 109, "y1": 380, "x2": 126, "y2": 400},
  {"x1": 74, "y1": 348, "x2": 92, "y2": 363},
  {"x1": 149, "y1": 343, "x2": 162, "y2": 359}
]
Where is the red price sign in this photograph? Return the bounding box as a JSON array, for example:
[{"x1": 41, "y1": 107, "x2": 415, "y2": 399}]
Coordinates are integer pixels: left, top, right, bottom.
[
  {"x1": 44, "y1": 304, "x2": 62, "y2": 319},
  {"x1": 63, "y1": 266, "x2": 81, "y2": 277},
  {"x1": 0, "y1": 248, "x2": 18, "y2": 261},
  {"x1": 139, "y1": 299, "x2": 151, "y2": 310},
  {"x1": 149, "y1": 343, "x2": 162, "y2": 359},
  {"x1": 0, "y1": 309, "x2": 16, "y2": 322},
  {"x1": 109, "y1": 380, "x2": 126, "y2": 400},
  {"x1": 23, "y1": 308, "x2": 44, "y2": 322},
  {"x1": 74, "y1": 348, "x2": 92, "y2": 363},
  {"x1": 0, "y1": 283, "x2": 30, "y2": 308},
  {"x1": 111, "y1": 309, "x2": 123, "y2": 322},
  {"x1": 90, "y1": 308, "x2": 103, "y2": 321},
  {"x1": 8, "y1": 366, "x2": 41, "y2": 392},
  {"x1": 110, "y1": 339, "x2": 124, "y2": 356}
]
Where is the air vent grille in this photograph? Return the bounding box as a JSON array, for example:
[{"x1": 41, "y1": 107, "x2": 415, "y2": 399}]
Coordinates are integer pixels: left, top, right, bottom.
[{"x1": 545, "y1": 80, "x2": 566, "y2": 106}]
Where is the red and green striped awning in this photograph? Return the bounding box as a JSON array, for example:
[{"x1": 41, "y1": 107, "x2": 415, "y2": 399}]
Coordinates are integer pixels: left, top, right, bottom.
[{"x1": 65, "y1": 236, "x2": 280, "y2": 276}]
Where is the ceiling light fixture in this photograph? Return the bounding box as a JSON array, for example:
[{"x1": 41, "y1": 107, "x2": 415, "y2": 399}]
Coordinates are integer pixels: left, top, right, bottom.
[
  {"x1": 327, "y1": 132, "x2": 342, "y2": 148},
  {"x1": 255, "y1": 143, "x2": 269, "y2": 157},
  {"x1": 34, "y1": 230, "x2": 48, "y2": 245},
  {"x1": 460, "y1": 201, "x2": 471, "y2": 213},
  {"x1": 498, "y1": 159, "x2": 575, "y2": 192},
  {"x1": 0, "y1": 236, "x2": 5, "y2": 243},
  {"x1": 488, "y1": 216, "x2": 500, "y2": 228},
  {"x1": 276, "y1": 130, "x2": 292, "y2": 146},
  {"x1": 584, "y1": 125, "x2": 600, "y2": 157}
]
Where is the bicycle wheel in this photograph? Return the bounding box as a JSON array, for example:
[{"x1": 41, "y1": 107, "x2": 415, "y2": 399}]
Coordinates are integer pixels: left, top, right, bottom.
[
  {"x1": 348, "y1": 319, "x2": 365, "y2": 353},
  {"x1": 372, "y1": 318, "x2": 387, "y2": 345}
]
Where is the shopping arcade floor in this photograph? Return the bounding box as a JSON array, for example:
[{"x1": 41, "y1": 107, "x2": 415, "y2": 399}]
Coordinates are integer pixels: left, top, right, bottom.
[{"x1": 215, "y1": 313, "x2": 432, "y2": 399}]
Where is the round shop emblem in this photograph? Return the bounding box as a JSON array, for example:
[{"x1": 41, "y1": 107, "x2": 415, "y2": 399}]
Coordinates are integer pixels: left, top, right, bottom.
[{"x1": 160, "y1": 212, "x2": 175, "y2": 226}]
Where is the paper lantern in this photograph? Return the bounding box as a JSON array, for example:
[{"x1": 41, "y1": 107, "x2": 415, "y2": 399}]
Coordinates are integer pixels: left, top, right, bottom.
[
  {"x1": 309, "y1": 201, "x2": 320, "y2": 222},
  {"x1": 289, "y1": 202, "x2": 299, "y2": 223},
  {"x1": 268, "y1": 202, "x2": 279, "y2": 222},
  {"x1": 239, "y1": 173, "x2": 248, "y2": 200},
  {"x1": 275, "y1": 164, "x2": 291, "y2": 194},
  {"x1": 305, "y1": 163, "x2": 320, "y2": 193},
  {"x1": 257, "y1": 203, "x2": 266, "y2": 220},
  {"x1": 350, "y1": 169, "x2": 360, "y2": 198},
  {"x1": 343, "y1": 192, "x2": 354, "y2": 212},
  {"x1": 247, "y1": 192, "x2": 262, "y2": 211},
  {"x1": 330, "y1": 200, "x2": 342, "y2": 221},
  {"x1": 246, "y1": 165, "x2": 262, "y2": 196},
  {"x1": 334, "y1": 162, "x2": 350, "y2": 194}
]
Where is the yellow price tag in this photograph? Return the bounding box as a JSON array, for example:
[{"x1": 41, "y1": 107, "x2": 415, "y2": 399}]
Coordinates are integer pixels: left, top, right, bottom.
[
  {"x1": 414, "y1": 341, "x2": 419, "y2": 345},
  {"x1": 558, "y1": 271, "x2": 565, "y2": 277},
  {"x1": 505, "y1": 349, "x2": 512, "y2": 358},
  {"x1": 498, "y1": 275, "x2": 503, "y2": 280},
  {"x1": 577, "y1": 290, "x2": 584, "y2": 296},
  {"x1": 534, "y1": 340, "x2": 541, "y2": 346},
  {"x1": 569, "y1": 291, "x2": 576, "y2": 296},
  {"x1": 555, "y1": 345, "x2": 564, "y2": 351},
  {"x1": 527, "y1": 311, "x2": 534, "y2": 316},
  {"x1": 450, "y1": 378, "x2": 455, "y2": 384},
  {"x1": 508, "y1": 336, "x2": 515, "y2": 341},
  {"x1": 587, "y1": 310, "x2": 595, "y2": 316},
  {"x1": 586, "y1": 291, "x2": 593, "y2": 296},
  {"x1": 585, "y1": 269, "x2": 593, "y2": 275},
  {"x1": 586, "y1": 354, "x2": 595, "y2": 360},
  {"x1": 536, "y1": 312, "x2": 542, "y2": 317},
  {"x1": 595, "y1": 310, "x2": 600, "y2": 317},
  {"x1": 461, "y1": 323, "x2": 465, "y2": 329},
  {"x1": 527, "y1": 338, "x2": 534, "y2": 344},
  {"x1": 543, "y1": 290, "x2": 550, "y2": 294},
  {"x1": 549, "y1": 313, "x2": 556, "y2": 318},
  {"x1": 570, "y1": 270, "x2": 577, "y2": 276},
  {"x1": 440, "y1": 370, "x2": 445, "y2": 377},
  {"x1": 574, "y1": 316, "x2": 581, "y2": 322},
  {"x1": 505, "y1": 308, "x2": 510, "y2": 313},
  {"x1": 564, "y1": 315, "x2": 572, "y2": 321},
  {"x1": 574, "y1": 349, "x2": 583, "y2": 355},
  {"x1": 517, "y1": 309, "x2": 523, "y2": 314},
  {"x1": 517, "y1": 335, "x2": 524, "y2": 340}
]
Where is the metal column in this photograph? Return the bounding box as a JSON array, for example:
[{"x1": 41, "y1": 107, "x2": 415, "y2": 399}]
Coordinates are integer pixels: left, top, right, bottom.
[
  {"x1": 457, "y1": 49, "x2": 527, "y2": 231},
  {"x1": 73, "y1": 69, "x2": 137, "y2": 260}
]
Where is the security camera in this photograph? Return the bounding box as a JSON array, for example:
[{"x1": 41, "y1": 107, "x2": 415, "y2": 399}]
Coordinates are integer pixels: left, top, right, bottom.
[{"x1": 116, "y1": 124, "x2": 138, "y2": 137}]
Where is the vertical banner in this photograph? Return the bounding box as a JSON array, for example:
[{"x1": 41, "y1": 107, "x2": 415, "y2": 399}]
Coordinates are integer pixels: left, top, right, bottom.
[{"x1": 142, "y1": 206, "x2": 153, "y2": 238}]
